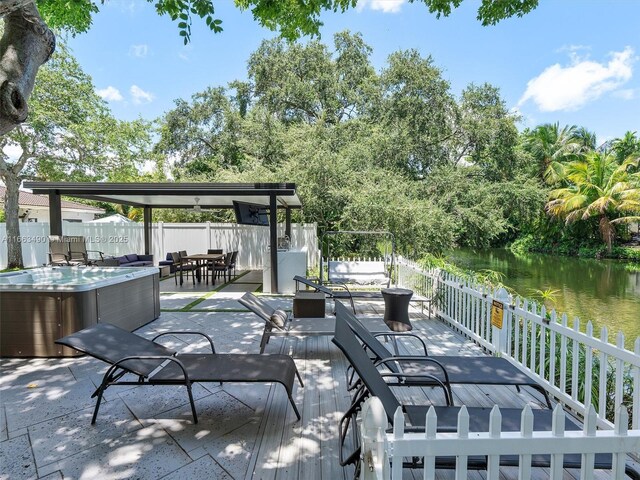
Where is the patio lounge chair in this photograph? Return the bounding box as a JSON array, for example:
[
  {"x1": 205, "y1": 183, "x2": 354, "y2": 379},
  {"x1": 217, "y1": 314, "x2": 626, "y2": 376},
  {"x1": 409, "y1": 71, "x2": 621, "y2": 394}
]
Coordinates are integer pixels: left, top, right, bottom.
[
  {"x1": 340, "y1": 304, "x2": 552, "y2": 408},
  {"x1": 332, "y1": 302, "x2": 640, "y2": 478},
  {"x1": 55, "y1": 323, "x2": 303, "y2": 424},
  {"x1": 239, "y1": 292, "x2": 336, "y2": 353}
]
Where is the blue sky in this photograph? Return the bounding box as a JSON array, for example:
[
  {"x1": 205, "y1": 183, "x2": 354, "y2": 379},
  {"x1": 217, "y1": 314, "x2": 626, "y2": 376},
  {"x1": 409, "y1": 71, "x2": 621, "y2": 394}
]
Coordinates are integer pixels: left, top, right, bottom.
[{"x1": 67, "y1": 0, "x2": 640, "y2": 144}]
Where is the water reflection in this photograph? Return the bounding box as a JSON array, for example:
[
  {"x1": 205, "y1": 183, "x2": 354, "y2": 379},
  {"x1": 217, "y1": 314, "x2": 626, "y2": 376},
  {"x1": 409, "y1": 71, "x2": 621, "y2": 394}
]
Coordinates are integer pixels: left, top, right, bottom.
[{"x1": 447, "y1": 249, "x2": 640, "y2": 347}]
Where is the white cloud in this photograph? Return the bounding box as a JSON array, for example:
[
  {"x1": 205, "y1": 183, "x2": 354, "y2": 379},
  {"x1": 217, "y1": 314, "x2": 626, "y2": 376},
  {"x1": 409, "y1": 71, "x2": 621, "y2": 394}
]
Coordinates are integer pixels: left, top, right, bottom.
[
  {"x1": 129, "y1": 44, "x2": 148, "y2": 58},
  {"x1": 96, "y1": 86, "x2": 124, "y2": 102},
  {"x1": 612, "y1": 88, "x2": 636, "y2": 100},
  {"x1": 357, "y1": 0, "x2": 405, "y2": 13},
  {"x1": 130, "y1": 85, "x2": 154, "y2": 105},
  {"x1": 2, "y1": 143, "x2": 22, "y2": 162},
  {"x1": 518, "y1": 46, "x2": 636, "y2": 112}
]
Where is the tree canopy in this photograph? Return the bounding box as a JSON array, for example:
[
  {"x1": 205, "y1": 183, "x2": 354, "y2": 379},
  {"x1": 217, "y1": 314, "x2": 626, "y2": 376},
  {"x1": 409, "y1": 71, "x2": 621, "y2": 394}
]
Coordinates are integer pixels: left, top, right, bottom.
[
  {"x1": 0, "y1": 0, "x2": 542, "y2": 136},
  {"x1": 0, "y1": 41, "x2": 152, "y2": 268}
]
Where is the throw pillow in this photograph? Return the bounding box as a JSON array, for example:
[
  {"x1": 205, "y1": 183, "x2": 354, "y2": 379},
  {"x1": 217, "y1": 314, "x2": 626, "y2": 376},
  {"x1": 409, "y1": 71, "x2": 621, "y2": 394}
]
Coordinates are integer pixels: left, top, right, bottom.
[{"x1": 270, "y1": 309, "x2": 288, "y2": 329}]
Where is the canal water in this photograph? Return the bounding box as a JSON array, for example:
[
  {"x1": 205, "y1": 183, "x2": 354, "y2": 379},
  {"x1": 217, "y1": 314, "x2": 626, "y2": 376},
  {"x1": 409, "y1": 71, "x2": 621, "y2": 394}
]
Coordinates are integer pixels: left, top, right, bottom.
[{"x1": 446, "y1": 249, "x2": 640, "y2": 347}]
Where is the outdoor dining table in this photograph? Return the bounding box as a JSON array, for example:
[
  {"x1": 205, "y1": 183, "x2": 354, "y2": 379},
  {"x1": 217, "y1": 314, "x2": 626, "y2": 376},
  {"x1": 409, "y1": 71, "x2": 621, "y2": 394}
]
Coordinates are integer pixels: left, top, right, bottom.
[{"x1": 180, "y1": 253, "x2": 224, "y2": 285}]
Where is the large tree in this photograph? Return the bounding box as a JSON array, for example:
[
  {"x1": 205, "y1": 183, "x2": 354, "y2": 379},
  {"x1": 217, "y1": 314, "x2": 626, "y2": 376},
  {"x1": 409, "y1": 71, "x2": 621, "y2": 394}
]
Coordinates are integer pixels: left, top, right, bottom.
[
  {"x1": 373, "y1": 49, "x2": 458, "y2": 177},
  {"x1": 546, "y1": 152, "x2": 640, "y2": 253},
  {"x1": 0, "y1": 0, "x2": 540, "y2": 136},
  {"x1": 0, "y1": 43, "x2": 151, "y2": 268}
]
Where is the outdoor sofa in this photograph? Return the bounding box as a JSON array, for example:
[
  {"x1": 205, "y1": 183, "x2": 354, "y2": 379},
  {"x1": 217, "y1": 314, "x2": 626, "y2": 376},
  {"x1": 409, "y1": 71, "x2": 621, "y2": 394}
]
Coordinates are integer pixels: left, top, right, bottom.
[{"x1": 103, "y1": 253, "x2": 153, "y2": 267}]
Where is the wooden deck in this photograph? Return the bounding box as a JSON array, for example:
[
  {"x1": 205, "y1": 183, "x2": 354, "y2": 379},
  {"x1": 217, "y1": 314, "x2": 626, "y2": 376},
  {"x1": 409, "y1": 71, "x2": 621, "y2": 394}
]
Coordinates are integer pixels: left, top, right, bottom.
[
  {"x1": 0, "y1": 271, "x2": 632, "y2": 479},
  {"x1": 248, "y1": 301, "x2": 558, "y2": 480}
]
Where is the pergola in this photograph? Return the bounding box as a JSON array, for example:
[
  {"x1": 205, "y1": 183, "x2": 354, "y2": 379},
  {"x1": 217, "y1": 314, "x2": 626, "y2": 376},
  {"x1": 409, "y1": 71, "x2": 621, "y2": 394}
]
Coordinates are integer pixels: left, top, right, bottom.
[{"x1": 24, "y1": 182, "x2": 303, "y2": 293}]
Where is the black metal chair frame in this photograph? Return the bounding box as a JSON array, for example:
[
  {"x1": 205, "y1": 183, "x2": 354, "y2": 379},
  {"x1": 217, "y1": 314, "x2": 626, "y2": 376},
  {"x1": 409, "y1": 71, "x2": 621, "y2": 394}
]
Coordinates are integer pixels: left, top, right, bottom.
[
  {"x1": 341, "y1": 304, "x2": 553, "y2": 408},
  {"x1": 332, "y1": 302, "x2": 640, "y2": 479},
  {"x1": 56, "y1": 323, "x2": 304, "y2": 424},
  {"x1": 239, "y1": 292, "x2": 336, "y2": 353}
]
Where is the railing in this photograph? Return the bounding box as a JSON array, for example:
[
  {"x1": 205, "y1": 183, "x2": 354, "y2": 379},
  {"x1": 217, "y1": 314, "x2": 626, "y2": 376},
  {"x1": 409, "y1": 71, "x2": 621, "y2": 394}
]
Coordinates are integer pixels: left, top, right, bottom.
[
  {"x1": 359, "y1": 397, "x2": 640, "y2": 480},
  {"x1": 396, "y1": 257, "x2": 640, "y2": 430}
]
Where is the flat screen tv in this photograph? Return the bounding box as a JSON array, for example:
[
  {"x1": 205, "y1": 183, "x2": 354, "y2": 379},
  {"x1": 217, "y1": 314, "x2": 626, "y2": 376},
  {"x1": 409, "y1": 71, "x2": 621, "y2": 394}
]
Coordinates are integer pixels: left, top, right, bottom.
[{"x1": 233, "y1": 201, "x2": 269, "y2": 226}]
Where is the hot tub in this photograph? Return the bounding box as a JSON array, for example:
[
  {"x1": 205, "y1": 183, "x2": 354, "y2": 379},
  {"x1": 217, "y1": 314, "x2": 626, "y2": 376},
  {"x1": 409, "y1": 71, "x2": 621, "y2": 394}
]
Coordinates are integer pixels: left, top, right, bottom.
[{"x1": 0, "y1": 266, "x2": 160, "y2": 357}]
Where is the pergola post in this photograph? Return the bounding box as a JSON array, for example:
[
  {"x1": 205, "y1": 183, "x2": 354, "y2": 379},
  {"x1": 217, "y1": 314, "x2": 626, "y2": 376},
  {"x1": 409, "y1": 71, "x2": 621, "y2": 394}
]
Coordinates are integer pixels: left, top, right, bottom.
[
  {"x1": 285, "y1": 208, "x2": 291, "y2": 240},
  {"x1": 269, "y1": 193, "x2": 278, "y2": 294},
  {"x1": 143, "y1": 206, "x2": 152, "y2": 256},
  {"x1": 48, "y1": 192, "x2": 62, "y2": 236}
]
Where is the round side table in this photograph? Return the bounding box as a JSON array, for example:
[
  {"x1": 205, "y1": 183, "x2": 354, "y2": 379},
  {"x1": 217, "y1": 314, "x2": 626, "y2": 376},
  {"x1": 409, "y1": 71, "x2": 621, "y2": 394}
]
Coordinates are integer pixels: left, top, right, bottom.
[{"x1": 381, "y1": 287, "x2": 414, "y2": 332}]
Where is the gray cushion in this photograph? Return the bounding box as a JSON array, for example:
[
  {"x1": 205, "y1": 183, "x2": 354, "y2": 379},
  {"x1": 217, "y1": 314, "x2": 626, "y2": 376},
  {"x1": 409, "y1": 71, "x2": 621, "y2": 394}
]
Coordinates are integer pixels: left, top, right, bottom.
[
  {"x1": 128, "y1": 261, "x2": 153, "y2": 267},
  {"x1": 125, "y1": 254, "x2": 139, "y2": 262},
  {"x1": 270, "y1": 309, "x2": 288, "y2": 329}
]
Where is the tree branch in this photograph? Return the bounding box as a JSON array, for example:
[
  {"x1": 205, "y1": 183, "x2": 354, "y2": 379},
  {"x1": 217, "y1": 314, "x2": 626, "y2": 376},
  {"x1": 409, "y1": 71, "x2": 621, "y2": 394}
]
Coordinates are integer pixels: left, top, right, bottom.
[{"x1": 0, "y1": 0, "x2": 55, "y2": 135}]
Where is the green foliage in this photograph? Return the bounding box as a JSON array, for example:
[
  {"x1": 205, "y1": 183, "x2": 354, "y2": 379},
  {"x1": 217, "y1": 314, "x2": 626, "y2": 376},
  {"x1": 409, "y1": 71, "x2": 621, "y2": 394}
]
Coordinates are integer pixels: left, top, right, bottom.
[
  {"x1": 527, "y1": 287, "x2": 560, "y2": 305},
  {"x1": 456, "y1": 83, "x2": 520, "y2": 180},
  {"x1": 38, "y1": 0, "x2": 218, "y2": 43},
  {"x1": 152, "y1": 30, "x2": 547, "y2": 257},
  {"x1": 0, "y1": 41, "x2": 153, "y2": 266},
  {"x1": 511, "y1": 323, "x2": 635, "y2": 426},
  {"x1": 37, "y1": 0, "x2": 99, "y2": 35},
  {"x1": 546, "y1": 152, "x2": 640, "y2": 252},
  {"x1": 625, "y1": 262, "x2": 640, "y2": 272},
  {"x1": 149, "y1": 30, "x2": 637, "y2": 267},
  {"x1": 33, "y1": 0, "x2": 543, "y2": 45},
  {"x1": 400, "y1": 0, "x2": 540, "y2": 26}
]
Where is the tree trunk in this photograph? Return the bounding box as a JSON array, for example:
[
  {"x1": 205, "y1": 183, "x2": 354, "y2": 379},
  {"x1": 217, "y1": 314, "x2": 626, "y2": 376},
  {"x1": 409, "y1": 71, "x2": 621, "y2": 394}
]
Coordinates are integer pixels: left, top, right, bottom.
[
  {"x1": 0, "y1": 0, "x2": 55, "y2": 135},
  {"x1": 599, "y1": 214, "x2": 614, "y2": 254},
  {"x1": 2, "y1": 172, "x2": 23, "y2": 268}
]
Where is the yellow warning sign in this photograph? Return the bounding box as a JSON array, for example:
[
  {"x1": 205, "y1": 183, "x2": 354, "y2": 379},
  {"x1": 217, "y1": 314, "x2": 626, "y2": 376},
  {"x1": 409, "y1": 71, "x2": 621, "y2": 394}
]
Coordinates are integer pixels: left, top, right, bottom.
[{"x1": 490, "y1": 300, "x2": 504, "y2": 329}]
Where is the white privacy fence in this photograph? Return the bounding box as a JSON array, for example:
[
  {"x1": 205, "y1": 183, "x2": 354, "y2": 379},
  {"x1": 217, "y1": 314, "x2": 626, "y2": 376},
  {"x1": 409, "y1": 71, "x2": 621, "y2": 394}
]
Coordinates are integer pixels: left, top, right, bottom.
[
  {"x1": 359, "y1": 397, "x2": 640, "y2": 480},
  {"x1": 0, "y1": 222, "x2": 319, "y2": 270},
  {"x1": 395, "y1": 257, "x2": 640, "y2": 430}
]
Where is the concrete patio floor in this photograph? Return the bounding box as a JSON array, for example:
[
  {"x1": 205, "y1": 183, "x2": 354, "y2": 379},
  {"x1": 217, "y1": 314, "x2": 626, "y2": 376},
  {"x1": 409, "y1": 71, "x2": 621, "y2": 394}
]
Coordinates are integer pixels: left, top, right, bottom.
[{"x1": 0, "y1": 270, "x2": 613, "y2": 479}]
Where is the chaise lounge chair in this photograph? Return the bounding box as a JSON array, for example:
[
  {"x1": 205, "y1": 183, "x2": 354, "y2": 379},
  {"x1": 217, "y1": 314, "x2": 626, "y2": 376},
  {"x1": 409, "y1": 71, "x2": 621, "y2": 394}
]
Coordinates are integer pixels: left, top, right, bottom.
[
  {"x1": 340, "y1": 303, "x2": 552, "y2": 408},
  {"x1": 55, "y1": 323, "x2": 303, "y2": 424},
  {"x1": 239, "y1": 292, "x2": 336, "y2": 353},
  {"x1": 332, "y1": 302, "x2": 640, "y2": 479}
]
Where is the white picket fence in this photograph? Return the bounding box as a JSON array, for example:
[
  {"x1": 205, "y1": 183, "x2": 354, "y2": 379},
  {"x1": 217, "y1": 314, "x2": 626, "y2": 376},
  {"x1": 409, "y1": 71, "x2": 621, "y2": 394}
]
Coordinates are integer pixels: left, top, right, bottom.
[
  {"x1": 0, "y1": 222, "x2": 319, "y2": 270},
  {"x1": 360, "y1": 397, "x2": 640, "y2": 480},
  {"x1": 396, "y1": 257, "x2": 640, "y2": 430}
]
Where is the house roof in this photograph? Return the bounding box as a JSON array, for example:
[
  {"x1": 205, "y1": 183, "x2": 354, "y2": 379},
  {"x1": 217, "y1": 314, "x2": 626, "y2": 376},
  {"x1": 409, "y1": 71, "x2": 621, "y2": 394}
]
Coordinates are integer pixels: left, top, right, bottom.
[
  {"x1": 88, "y1": 213, "x2": 133, "y2": 223},
  {"x1": 0, "y1": 186, "x2": 105, "y2": 212}
]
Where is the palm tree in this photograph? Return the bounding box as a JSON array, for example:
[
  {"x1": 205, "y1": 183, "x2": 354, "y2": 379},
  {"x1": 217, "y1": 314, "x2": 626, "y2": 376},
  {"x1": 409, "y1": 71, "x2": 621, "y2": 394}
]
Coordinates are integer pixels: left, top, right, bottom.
[
  {"x1": 522, "y1": 122, "x2": 584, "y2": 184},
  {"x1": 611, "y1": 131, "x2": 640, "y2": 166},
  {"x1": 114, "y1": 204, "x2": 143, "y2": 221},
  {"x1": 546, "y1": 151, "x2": 640, "y2": 252}
]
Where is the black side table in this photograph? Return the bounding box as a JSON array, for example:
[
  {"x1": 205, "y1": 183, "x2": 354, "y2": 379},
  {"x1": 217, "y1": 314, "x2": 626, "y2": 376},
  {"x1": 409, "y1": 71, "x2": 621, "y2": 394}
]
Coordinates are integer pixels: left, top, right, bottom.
[{"x1": 381, "y1": 287, "x2": 414, "y2": 332}]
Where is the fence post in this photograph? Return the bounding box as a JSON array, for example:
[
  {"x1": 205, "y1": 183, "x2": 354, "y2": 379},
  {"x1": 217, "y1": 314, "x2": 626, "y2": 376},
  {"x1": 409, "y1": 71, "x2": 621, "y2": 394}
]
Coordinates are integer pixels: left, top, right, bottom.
[
  {"x1": 360, "y1": 397, "x2": 390, "y2": 480},
  {"x1": 492, "y1": 287, "x2": 511, "y2": 355}
]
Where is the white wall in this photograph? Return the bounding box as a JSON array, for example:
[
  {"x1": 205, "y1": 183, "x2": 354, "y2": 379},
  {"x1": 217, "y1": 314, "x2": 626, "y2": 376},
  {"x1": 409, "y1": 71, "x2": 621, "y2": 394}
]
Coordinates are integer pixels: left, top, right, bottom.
[
  {"x1": 0, "y1": 222, "x2": 319, "y2": 270},
  {"x1": 19, "y1": 206, "x2": 99, "y2": 223}
]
